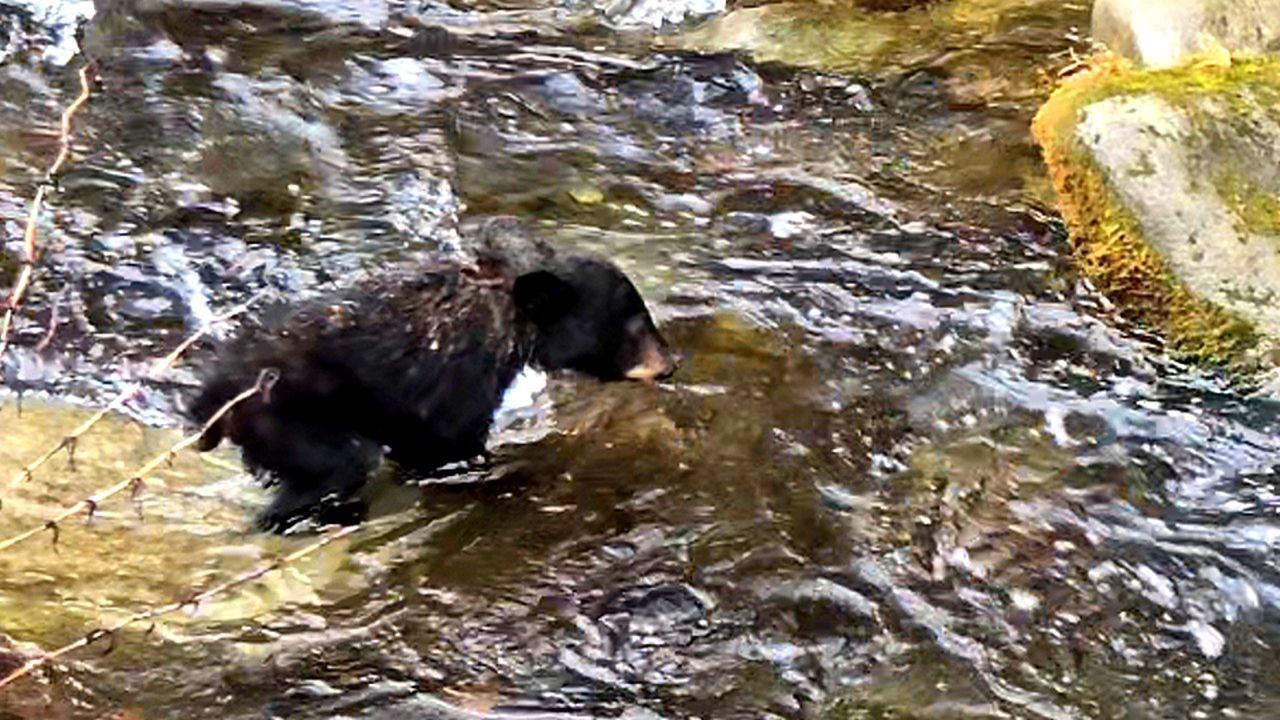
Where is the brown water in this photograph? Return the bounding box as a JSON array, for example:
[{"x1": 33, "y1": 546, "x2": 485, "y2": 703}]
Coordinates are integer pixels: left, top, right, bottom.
[{"x1": 2, "y1": 1, "x2": 1280, "y2": 719}]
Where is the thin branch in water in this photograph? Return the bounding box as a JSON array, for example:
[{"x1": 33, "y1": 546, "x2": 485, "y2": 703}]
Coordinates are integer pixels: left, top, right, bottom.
[
  {"x1": 143, "y1": 291, "x2": 266, "y2": 382},
  {"x1": 32, "y1": 293, "x2": 61, "y2": 354},
  {"x1": 0, "y1": 63, "x2": 95, "y2": 366},
  {"x1": 0, "y1": 522, "x2": 359, "y2": 691},
  {"x1": 8, "y1": 291, "x2": 267, "y2": 488},
  {"x1": 0, "y1": 369, "x2": 277, "y2": 554}
]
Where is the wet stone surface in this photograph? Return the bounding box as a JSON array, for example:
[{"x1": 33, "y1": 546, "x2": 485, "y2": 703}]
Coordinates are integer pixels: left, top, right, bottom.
[{"x1": 1, "y1": 1, "x2": 1280, "y2": 719}]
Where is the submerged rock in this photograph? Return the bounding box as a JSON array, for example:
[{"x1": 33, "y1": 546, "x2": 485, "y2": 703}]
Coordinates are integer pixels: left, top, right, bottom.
[
  {"x1": 673, "y1": 0, "x2": 1089, "y2": 202},
  {"x1": 676, "y1": 0, "x2": 1085, "y2": 76},
  {"x1": 0, "y1": 396, "x2": 367, "y2": 640},
  {"x1": 1093, "y1": 0, "x2": 1280, "y2": 69},
  {"x1": 1032, "y1": 56, "x2": 1280, "y2": 373}
]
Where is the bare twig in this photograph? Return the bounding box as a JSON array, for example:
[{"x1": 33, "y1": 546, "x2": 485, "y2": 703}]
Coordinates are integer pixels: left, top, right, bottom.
[
  {"x1": 144, "y1": 291, "x2": 265, "y2": 383},
  {"x1": 32, "y1": 294, "x2": 61, "y2": 354},
  {"x1": 8, "y1": 291, "x2": 266, "y2": 488},
  {"x1": 0, "y1": 522, "x2": 359, "y2": 691},
  {"x1": 6, "y1": 392, "x2": 129, "y2": 489},
  {"x1": 47, "y1": 65, "x2": 96, "y2": 180},
  {"x1": 0, "y1": 63, "x2": 95, "y2": 365},
  {"x1": 0, "y1": 369, "x2": 277, "y2": 554}
]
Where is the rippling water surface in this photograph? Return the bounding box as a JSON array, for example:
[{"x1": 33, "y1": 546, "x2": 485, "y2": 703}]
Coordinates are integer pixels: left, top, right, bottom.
[{"x1": 2, "y1": 1, "x2": 1280, "y2": 718}]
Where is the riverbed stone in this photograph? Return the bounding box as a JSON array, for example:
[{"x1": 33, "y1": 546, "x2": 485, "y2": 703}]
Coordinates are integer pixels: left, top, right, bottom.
[
  {"x1": 1093, "y1": 0, "x2": 1280, "y2": 69},
  {"x1": 1032, "y1": 55, "x2": 1280, "y2": 373},
  {"x1": 675, "y1": 0, "x2": 1085, "y2": 75},
  {"x1": 673, "y1": 0, "x2": 1088, "y2": 202}
]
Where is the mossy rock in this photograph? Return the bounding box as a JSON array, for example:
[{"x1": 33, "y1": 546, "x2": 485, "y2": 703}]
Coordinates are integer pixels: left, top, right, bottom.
[{"x1": 1033, "y1": 54, "x2": 1280, "y2": 373}]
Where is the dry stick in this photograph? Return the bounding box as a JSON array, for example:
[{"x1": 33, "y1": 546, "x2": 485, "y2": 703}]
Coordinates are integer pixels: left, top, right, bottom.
[
  {"x1": 0, "y1": 369, "x2": 277, "y2": 554},
  {"x1": 143, "y1": 291, "x2": 266, "y2": 383},
  {"x1": 0, "y1": 522, "x2": 359, "y2": 691},
  {"x1": 0, "y1": 63, "x2": 95, "y2": 364},
  {"x1": 7, "y1": 390, "x2": 133, "y2": 489},
  {"x1": 3, "y1": 61, "x2": 254, "y2": 488},
  {"x1": 8, "y1": 291, "x2": 266, "y2": 488},
  {"x1": 32, "y1": 294, "x2": 61, "y2": 354}
]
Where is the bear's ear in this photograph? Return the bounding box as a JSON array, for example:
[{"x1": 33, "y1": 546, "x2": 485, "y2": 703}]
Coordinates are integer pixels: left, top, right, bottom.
[{"x1": 514, "y1": 270, "x2": 577, "y2": 324}]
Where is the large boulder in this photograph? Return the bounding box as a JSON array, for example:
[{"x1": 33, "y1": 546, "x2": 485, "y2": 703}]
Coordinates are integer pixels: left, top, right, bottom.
[
  {"x1": 1033, "y1": 56, "x2": 1280, "y2": 373},
  {"x1": 1093, "y1": 0, "x2": 1280, "y2": 69}
]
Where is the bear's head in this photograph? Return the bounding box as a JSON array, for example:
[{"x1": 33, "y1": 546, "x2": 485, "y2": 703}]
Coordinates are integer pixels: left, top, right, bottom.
[{"x1": 514, "y1": 256, "x2": 676, "y2": 382}]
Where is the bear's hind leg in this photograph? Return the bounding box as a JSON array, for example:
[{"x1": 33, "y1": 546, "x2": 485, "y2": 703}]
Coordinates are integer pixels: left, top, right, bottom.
[{"x1": 233, "y1": 412, "x2": 381, "y2": 532}]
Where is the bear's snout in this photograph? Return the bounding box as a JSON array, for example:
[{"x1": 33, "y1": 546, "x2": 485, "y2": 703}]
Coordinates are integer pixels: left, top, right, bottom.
[{"x1": 624, "y1": 333, "x2": 678, "y2": 382}]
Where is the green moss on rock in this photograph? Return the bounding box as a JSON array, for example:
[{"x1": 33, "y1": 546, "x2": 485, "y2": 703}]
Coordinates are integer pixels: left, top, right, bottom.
[
  {"x1": 1215, "y1": 172, "x2": 1280, "y2": 238},
  {"x1": 1032, "y1": 55, "x2": 1277, "y2": 370}
]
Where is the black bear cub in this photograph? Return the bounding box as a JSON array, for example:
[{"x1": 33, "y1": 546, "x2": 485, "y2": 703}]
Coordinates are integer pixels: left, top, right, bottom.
[{"x1": 187, "y1": 241, "x2": 675, "y2": 532}]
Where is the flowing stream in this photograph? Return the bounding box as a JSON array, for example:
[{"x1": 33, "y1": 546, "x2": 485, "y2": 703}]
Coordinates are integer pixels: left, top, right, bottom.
[{"x1": 2, "y1": 1, "x2": 1280, "y2": 718}]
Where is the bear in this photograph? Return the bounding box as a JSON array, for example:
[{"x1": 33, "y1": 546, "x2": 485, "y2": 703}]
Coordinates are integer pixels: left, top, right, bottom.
[{"x1": 186, "y1": 239, "x2": 676, "y2": 532}]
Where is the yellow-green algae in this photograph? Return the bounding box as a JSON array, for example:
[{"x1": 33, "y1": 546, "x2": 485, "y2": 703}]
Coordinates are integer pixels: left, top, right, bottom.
[
  {"x1": 1031, "y1": 54, "x2": 1280, "y2": 369},
  {"x1": 0, "y1": 398, "x2": 368, "y2": 650},
  {"x1": 1216, "y1": 171, "x2": 1280, "y2": 238}
]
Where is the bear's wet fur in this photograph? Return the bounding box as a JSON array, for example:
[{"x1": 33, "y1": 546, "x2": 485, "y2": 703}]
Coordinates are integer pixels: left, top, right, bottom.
[{"x1": 186, "y1": 239, "x2": 675, "y2": 532}]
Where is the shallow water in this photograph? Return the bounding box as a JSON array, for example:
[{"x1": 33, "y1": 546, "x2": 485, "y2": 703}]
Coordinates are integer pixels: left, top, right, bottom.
[{"x1": 2, "y1": 1, "x2": 1280, "y2": 719}]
